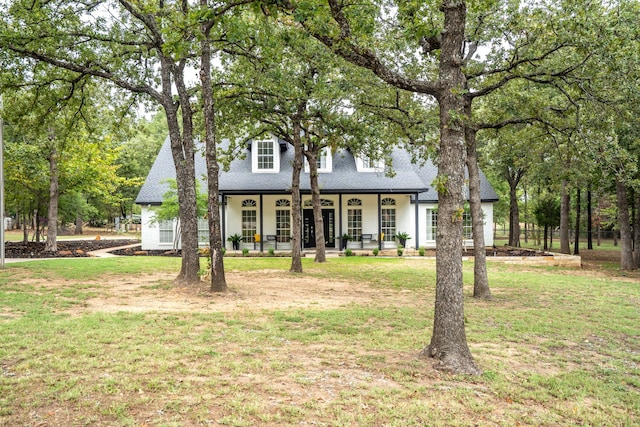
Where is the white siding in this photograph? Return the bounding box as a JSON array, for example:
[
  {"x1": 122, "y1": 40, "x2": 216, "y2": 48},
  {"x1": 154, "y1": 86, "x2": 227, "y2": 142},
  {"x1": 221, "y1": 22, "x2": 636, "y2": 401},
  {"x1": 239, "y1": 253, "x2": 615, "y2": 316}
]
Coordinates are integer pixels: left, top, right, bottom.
[{"x1": 141, "y1": 197, "x2": 495, "y2": 251}]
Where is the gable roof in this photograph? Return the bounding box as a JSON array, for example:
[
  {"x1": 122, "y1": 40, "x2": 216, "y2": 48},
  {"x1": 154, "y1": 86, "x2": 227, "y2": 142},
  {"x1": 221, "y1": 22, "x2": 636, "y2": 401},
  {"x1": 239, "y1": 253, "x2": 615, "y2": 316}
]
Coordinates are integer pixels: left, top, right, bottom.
[{"x1": 135, "y1": 137, "x2": 498, "y2": 205}]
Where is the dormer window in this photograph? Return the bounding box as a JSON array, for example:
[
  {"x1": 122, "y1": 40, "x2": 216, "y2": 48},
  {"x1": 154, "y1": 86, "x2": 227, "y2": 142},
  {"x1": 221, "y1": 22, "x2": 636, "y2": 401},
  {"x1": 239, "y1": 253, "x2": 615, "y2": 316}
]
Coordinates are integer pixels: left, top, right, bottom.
[
  {"x1": 304, "y1": 147, "x2": 332, "y2": 173},
  {"x1": 252, "y1": 138, "x2": 280, "y2": 173},
  {"x1": 355, "y1": 154, "x2": 384, "y2": 172}
]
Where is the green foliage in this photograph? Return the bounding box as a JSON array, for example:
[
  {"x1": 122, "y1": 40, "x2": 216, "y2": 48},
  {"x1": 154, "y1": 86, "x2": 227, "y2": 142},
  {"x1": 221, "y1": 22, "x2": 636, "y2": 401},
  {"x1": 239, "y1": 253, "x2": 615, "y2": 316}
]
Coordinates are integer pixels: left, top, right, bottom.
[
  {"x1": 152, "y1": 179, "x2": 207, "y2": 223},
  {"x1": 115, "y1": 112, "x2": 168, "y2": 217},
  {"x1": 227, "y1": 233, "x2": 242, "y2": 243},
  {"x1": 534, "y1": 194, "x2": 561, "y2": 228},
  {"x1": 432, "y1": 175, "x2": 449, "y2": 196},
  {"x1": 394, "y1": 232, "x2": 411, "y2": 241}
]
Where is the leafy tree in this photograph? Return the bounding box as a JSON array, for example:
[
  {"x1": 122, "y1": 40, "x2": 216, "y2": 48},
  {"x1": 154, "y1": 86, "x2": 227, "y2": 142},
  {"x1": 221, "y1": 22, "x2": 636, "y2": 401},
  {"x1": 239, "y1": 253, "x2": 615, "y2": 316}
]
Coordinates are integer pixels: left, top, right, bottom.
[
  {"x1": 1, "y1": 73, "x2": 125, "y2": 251},
  {"x1": 116, "y1": 112, "x2": 168, "y2": 220},
  {"x1": 0, "y1": 0, "x2": 251, "y2": 286},
  {"x1": 269, "y1": 0, "x2": 481, "y2": 374},
  {"x1": 217, "y1": 19, "x2": 388, "y2": 269},
  {"x1": 533, "y1": 194, "x2": 561, "y2": 251}
]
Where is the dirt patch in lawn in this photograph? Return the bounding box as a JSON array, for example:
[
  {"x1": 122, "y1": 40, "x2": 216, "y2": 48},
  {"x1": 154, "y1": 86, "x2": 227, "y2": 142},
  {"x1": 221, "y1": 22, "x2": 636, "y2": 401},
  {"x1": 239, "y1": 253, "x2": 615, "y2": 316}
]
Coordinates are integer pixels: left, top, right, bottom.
[{"x1": 44, "y1": 269, "x2": 422, "y2": 316}]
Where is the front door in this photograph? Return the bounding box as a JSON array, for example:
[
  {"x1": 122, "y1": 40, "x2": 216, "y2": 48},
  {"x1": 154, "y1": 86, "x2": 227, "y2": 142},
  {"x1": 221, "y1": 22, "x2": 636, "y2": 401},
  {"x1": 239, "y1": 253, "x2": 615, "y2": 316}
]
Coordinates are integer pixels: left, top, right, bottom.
[{"x1": 303, "y1": 209, "x2": 335, "y2": 248}]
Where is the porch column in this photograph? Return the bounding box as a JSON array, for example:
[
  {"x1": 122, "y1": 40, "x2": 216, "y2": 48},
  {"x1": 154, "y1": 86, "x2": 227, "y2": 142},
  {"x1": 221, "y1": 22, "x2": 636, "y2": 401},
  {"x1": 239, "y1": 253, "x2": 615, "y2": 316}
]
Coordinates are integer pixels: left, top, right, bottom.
[
  {"x1": 222, "y1": 194, "x2": 226, "y2": 248},
  {"x1": 414, "y1": 192, "x2": 420, "y2": 250},
  {"x1": 378, "y1": 193, "x2": 382, "y2": 251},
  {"x1": 259, "y1": 194, "x2": 264, "y2": 252},
  {"x1": 338, "y1": 194, "x2": 343, "y2": 240}
]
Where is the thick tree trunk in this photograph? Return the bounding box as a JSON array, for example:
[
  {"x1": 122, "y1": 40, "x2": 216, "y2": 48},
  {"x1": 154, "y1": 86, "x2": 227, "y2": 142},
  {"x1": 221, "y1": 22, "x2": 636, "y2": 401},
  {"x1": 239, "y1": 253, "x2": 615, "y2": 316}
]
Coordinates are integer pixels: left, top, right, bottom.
[
  {"x1": 44, "y1": 144, "x2": 58, "y2": 253},
  {"x1": 559, "y1": 180, "x2": 571, "y2": 254},
  {"x1": 35, "y1": 207, "x2": 43, "y2": 243},
  {"x1": 616, "y1": 179, "x2": 634, "y2": 270},
  {"x1": 200, "y1": 19, "x2": 226, "y2": 292},
  {"x1": 290, "y1": 115, "x2": 304, "y2": 273},
  {"x1": 75, "y1": 213, "x2": 83, "y2": 235},
  {"x1": 160, "y1": 55, "x2": 200, "y2": 285},
  {"x1": 464, "y1": 115, "x2": 491, "y2": 299},
  {"x1": 574, "y1": 188, "x2": 580, "y2": 255},
  {"x1": 635, "y1": 192, "x2": 640, "y2": 268},
  {"x1": 22, "y1": 212, "x2": 28, "y2": 243},
  {"x1": 523, "y1": 186, "x2": 528, "y2": 243},
  {"x1": 420, "y1": 0, "x2": 480, "y2": 375},
  {"x1": 307, "y1": 146, "x2": 326, "y2": 263},
  {"x1": 508, "y1": 181, "x2": 520, "y2": 247},
  {"x1": 587, "y1": 189, "x2": 593, "y2": 250}
]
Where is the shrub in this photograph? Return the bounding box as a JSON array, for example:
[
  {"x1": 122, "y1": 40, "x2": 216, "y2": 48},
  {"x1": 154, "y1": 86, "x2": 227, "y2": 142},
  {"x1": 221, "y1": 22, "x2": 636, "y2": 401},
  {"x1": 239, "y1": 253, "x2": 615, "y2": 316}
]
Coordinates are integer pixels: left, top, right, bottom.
[
  {"x1": 345, "y1": 249, "x2": 354, "y2": 257},
  {"x1": 372, "y1": 248, "x2": 379, "y2": 256},
  {"x1": 242, "y1": 247, "x2": 249, "y2": 257},
  {"x1": 268, "y1": 248, "x2": 275, "y2": 256},
  {"x1": 419, "y1": 247, "x2": 425, "y2": 256}
]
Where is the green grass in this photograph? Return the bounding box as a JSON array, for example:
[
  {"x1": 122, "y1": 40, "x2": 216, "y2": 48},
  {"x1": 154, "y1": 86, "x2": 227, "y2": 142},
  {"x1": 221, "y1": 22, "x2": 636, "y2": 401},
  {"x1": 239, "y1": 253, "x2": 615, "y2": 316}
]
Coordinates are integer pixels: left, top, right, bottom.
[{"x1": 0, "y1": 256, "x2": 638, "y2": 426}]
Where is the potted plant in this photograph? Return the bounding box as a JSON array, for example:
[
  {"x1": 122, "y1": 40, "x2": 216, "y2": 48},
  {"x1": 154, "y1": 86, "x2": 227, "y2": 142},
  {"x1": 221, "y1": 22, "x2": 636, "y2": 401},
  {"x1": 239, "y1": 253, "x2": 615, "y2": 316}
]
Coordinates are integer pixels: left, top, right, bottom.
[
  {"x1": 227, "y1": 233, "x2": 242, "y2": 250},
  {"x1": 340, "y1": 233, "x2": 350, "y2": 250},
  {"x1": 395, "y1": 232, "x2": 411, "y2": 248}
]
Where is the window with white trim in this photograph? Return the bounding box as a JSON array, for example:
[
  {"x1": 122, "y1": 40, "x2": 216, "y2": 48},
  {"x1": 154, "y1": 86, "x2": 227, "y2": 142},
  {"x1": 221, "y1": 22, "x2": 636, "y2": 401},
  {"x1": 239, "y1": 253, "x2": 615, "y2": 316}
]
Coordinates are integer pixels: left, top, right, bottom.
[
  {"x1": 304, "y1": 147, "x2": 332, "y2": 173},
  {"x1": 381, "y1": 198, "x2": 396, "y2": 241},
  {"x1": 426, "y1": 208, "x2": 437, "y2": 241},
  {"x1": 242, "y1": 199, "x2": 257, "y2": 243},
  {"x1": 276, "y1": 199, "x2": 291, "y2": 242},
  {"x1": 197, "y1": 217, "x2": 209, "y2": 243},
  {"x1": 347, "y1": 198, "x2": 362, "y2": 242},
  {"x1": 426, "y1": 207, "x2": 472, "y2": 240},
  {"x1": 356, "y1": 154, "x2": 384, "y2": 172},
  {"x1": 159, "y1": 219, "x2": 174, "y2": 244},
  {"x1": 463, "y1": 209, "x2": 472, "y2": 239},
  {"x1": 252, "y1": 139, "x2": 280, "y2": 173}
]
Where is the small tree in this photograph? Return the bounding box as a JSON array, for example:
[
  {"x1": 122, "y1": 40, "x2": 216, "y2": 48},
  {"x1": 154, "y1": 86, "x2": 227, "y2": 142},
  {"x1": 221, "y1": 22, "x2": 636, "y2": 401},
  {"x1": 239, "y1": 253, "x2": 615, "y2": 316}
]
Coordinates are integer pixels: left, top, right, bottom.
[{"x1": 534, "y1": 195, "x2": 560, "y2": 251}]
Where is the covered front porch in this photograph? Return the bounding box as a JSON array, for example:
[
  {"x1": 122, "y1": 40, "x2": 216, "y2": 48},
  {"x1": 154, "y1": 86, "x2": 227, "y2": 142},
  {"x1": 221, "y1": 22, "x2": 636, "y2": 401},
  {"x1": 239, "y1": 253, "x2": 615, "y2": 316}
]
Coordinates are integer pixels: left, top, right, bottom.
[{"x1": 221, "y1": 192, "x2": 422, "y2": 253}]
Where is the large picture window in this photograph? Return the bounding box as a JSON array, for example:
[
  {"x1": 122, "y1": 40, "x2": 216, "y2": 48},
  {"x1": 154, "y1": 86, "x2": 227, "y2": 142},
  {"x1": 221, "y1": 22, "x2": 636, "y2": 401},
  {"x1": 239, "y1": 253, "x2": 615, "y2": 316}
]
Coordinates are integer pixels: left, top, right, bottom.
[{"x1": 381, "y1": 198, "x2": 396, "y2": 241}]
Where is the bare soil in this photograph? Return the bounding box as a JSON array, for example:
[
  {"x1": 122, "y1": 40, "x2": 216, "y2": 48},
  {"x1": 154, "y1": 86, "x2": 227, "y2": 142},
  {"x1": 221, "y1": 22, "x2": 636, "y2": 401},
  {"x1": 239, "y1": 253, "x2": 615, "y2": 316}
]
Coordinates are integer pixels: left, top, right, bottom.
[
  {"x1": 2, "y1": 243, "x2": 633, "y2": 426},
  {"x1": 5, "y1": 239, "x2": 139, "y2": 258}
]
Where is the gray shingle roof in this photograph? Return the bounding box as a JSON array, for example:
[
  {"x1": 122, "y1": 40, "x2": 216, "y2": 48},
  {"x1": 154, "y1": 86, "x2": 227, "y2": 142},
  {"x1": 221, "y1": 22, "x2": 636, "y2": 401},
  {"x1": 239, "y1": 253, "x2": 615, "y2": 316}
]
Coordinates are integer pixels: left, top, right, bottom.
[{"x1": 135, "y1": 137, "x2": 498, "y2": 204}]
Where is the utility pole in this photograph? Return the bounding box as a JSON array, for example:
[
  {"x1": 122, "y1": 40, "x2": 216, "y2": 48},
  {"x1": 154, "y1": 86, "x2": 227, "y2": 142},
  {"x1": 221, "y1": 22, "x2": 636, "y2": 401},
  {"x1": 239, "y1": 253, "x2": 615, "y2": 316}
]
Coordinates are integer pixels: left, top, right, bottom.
[{"x1": 1, "y1": 95, "x2": 5, "y2": 268}]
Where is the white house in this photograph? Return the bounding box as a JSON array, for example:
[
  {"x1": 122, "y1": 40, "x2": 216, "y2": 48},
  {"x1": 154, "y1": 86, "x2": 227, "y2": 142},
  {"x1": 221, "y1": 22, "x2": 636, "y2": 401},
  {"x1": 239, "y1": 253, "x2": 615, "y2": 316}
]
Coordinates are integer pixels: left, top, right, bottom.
[{"x1": 135, "y1": 136, "x2": 498, "y2": 251}]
